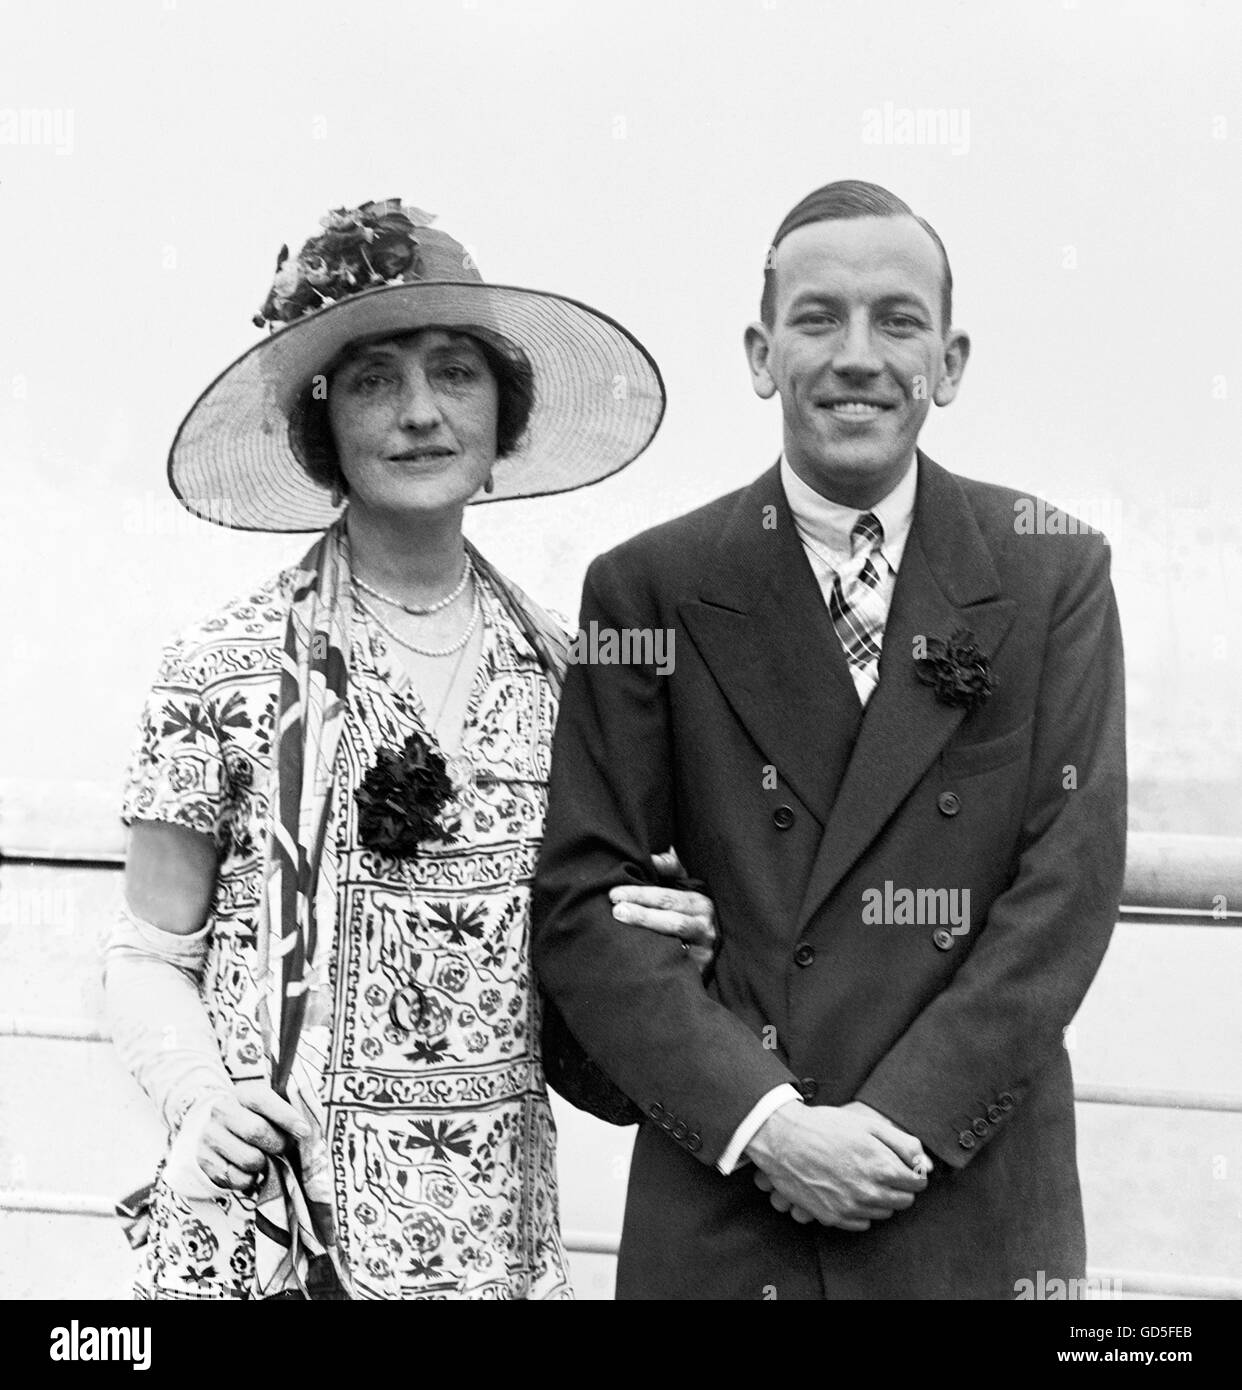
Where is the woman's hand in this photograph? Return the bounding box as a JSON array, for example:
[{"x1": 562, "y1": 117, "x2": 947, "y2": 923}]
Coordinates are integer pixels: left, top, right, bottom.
[
  {"x1": 167, "y1": 1081, "x2": 311, "y2": 1198},
  {"x1": 608, "y1": 848, "x2": 717, "y2": 973}
]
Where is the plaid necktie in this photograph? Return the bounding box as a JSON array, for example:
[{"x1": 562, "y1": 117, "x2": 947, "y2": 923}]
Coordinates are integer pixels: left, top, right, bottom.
[{"x1": 828, "y1": 511, "x2": 887, "y2": 704}]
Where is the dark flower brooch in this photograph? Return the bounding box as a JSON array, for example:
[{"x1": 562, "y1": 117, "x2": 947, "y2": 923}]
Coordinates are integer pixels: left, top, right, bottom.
[
  {"x1": 913, "y1": 628, "x2": 997, "y2": 713},
  {"x1": 355, "y1": 731, "x2": 460, "y2": 859}
]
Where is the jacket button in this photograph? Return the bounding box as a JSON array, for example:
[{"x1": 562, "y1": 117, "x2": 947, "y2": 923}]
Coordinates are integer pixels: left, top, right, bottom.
[
  {"x1": 937, "y1": 791, "x2": 961, "y2": 816},
  {"x1": 794, "y1": 942, "x2": 815, "y2": 968},
  {"x1": 987, "y1": 1105, "x2": 1002, "y2": 1123},
  {"x1": 772, "y1": 805, "x2": 795, "y2": 830},
  {"x1": 797, "y1": 1077, "x2": 819, "y2": 1102},
  {"x1": 686, "y1": 1132, "x2": 702, "y2": 1152},
  {"x1": 932, "y1": 927, "x2": 955, "y2": 951},
  {"x1": 672, "y1": 1120, "x2": 688, "y2": 1140},
  {"x1": 660, "y1": 1113, "x2": 675, "y2": 1131},
  {"x1": 648, "y1": 1103, "x2": 664, "y2": 1121},
  {"x1": 958, "y1": 1130, "x2": 977, "y2": 1150},
  {"x1": 998, "y1": 1092, "x2": 1015, "y2": 1110},
  {"x1": 972, "y1": 1118, "x2": 989, "y2": 1137}
]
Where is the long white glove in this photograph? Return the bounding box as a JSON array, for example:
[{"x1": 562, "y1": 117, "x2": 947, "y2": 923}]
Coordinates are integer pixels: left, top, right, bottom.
[{"x1": 101, "y1": 903, "x2": 235, "y2": 1190}]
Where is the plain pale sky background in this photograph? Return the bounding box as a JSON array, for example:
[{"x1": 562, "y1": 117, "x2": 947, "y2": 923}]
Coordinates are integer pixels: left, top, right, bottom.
[{"x1": 1, "y1": 0, "x2": 1240, "y2": 837}]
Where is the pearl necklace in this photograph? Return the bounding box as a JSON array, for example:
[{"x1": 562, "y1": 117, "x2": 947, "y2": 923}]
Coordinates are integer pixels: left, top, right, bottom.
[
  {"x1": 354, "y1": 579, "x2": 481, "y2": 657},
  {"x1": 353, "y1": 555, "x2": 472, "y2": 615}
]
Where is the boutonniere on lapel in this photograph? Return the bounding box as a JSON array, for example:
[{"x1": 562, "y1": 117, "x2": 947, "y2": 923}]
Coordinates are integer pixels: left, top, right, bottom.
[
  {"x1": 355, "y1": 731, "x2": 461, "y2": 858},
  {"x1": 913, "y1": 628, "x2": 997, "y2": 713}
]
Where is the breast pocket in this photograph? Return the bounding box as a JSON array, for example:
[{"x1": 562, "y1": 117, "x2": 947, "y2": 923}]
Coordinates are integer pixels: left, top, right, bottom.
[{"x1": 941, "y1": 717, "x2": 1034, "y2": 778}]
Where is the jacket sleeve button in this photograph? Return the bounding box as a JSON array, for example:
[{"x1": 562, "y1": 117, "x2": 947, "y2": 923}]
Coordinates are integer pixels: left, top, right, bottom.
[
  {"x1": 686, "y1": 1133, "x2": 703, "y2": 1152},
  {"x1": 648, "y1": 1103, "x2": 664, "y2": 1121},
  {"x1": 972, "y1": 1118, "x2": 989, "y2": 1137},
  {"x1": 772, "y1": 805, "x2": 795, "y2": 830},
  {"x1": 937, "y1": 791, "x2": 961, "y2": 816},
  {"x1": 672, "y1": 1120, "x2": 689, "y2": 1140},
  {"x1": 998, "y1": 1092, "x2": 1015, "y2": 1110},
  {"x1": 986, "y1": 1105, "x2": 1002, "y2": 1123},
  {"x1": 958, "y1": 1130, "x2": 977, "y2": 1150}
]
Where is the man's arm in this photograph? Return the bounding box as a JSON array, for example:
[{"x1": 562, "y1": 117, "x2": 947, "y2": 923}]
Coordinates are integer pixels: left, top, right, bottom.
[
  {"x1": 533, "y1": 548, "x2": 799, "y2": 1166},
  {"x1": 854, "y1": 534, "x2": 1127, "y2": 1166}
]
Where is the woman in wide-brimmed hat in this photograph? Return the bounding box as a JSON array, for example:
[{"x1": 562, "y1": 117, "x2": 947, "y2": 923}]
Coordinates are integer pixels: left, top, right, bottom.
[{"x1": 103, "y1": 200, "x2": 713, "y2": 1300}]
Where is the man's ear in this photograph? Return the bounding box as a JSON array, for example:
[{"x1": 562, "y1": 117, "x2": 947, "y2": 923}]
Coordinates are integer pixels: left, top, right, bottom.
[
  {"x1": 933, "y1": 329, "x2": 971, "y2": 406},
  {"x1": 744, "y1": 322, "x2": 777, "y2": 400}
]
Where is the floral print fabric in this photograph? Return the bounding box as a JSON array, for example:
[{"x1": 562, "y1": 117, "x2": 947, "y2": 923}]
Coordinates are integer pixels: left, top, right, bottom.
[{"x1": 122, "y1": 565, "x2": 571, "y2": 1299}]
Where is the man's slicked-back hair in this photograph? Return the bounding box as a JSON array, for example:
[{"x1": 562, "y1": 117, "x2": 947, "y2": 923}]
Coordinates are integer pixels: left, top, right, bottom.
[{"x1": 760, "y1": 179, "x2": 953, "y2": 331}]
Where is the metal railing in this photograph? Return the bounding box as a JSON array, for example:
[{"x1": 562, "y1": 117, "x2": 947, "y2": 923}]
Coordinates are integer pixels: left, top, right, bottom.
[{"x1": 2, "y1": 830, "x2": 1240, "y2": 1299}]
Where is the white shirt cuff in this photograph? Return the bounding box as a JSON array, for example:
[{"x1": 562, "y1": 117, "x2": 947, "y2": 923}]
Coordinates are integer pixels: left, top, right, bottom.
[{"x1": 716, "y1": 1083, "x2": 803, "y2": 1175}]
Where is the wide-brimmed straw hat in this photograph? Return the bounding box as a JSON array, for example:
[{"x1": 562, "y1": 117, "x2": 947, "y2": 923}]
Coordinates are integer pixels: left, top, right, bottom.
[{"x1": 168, "y1": 200, "x2": 666, "y2": 531}]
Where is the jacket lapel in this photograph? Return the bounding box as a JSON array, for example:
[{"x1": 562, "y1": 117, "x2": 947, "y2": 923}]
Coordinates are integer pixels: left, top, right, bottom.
[
  {"x1": 678, "y1": 464, "x2": 861, "y2": 825},
  {"x1": 796, "y1": 454, "x2": 1018, "y2": 928}
]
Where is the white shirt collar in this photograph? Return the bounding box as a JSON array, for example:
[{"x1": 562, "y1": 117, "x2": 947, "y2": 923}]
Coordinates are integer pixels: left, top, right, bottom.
[{"x1": 779, "y1": 452, "x2": 918, "y2": 573}]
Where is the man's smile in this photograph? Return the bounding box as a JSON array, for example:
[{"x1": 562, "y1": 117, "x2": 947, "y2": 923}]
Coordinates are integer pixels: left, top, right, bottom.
[{"x1": 816, "y1": 398, "x2": 897, "y2": 421}]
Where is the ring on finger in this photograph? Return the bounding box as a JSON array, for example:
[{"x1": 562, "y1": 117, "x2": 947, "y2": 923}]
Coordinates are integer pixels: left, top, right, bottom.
[
  {"x1": 206, "y1": 1160, "x2": 234, "y2": 1191},
  {"x1": 215, "y1": 1160, "x2": 255, "y2": 1193}
]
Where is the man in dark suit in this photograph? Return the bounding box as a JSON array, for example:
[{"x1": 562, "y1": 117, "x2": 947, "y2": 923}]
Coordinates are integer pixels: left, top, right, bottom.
[{"x1": 532, "y1": 180, "x2": 1127, "y2": 1299}]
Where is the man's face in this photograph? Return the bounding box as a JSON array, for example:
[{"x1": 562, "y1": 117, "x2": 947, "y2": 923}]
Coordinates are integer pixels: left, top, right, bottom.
[{"x1": 745, "y1": 215, "x2": 969, "y2": 507}]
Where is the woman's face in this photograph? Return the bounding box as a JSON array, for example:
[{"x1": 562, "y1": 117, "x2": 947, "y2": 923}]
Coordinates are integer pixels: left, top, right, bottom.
[{"x1": 327, "y1": 329, "x2": 499, "y2": 518}]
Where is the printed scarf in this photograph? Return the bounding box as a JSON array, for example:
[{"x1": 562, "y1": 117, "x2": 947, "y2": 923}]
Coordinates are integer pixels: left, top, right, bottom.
[{"x1": 252, "y1": 518, "x2": 571, "y2": 1297}]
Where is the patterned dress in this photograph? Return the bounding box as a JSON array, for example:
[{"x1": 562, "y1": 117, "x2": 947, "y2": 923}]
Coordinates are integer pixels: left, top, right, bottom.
[{"x1": 122, "y1": 565, "x2": 572, "y2": 1299}]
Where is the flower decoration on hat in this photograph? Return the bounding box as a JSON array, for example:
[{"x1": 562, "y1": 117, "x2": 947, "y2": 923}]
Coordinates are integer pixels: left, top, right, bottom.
[
  {"x1": 913, "y1": 628, "x2": 997, "y2": 713},
  {"x1": 253, "y1": 199, "x2": 439, "y2": 329}
]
